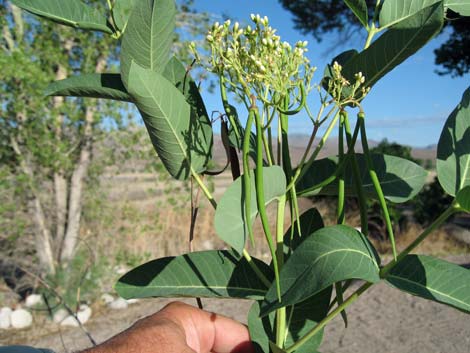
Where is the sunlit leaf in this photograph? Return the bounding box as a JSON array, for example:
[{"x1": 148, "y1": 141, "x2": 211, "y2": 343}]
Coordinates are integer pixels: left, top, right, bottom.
[
  {"x1": 127, "y1": 62, "x2": 210, "y2": 180},
  {"x1": 115, "y1": 250, "x2": 273, "y2": 300},
  {"x1": 445, "y1": 0, "x2": 470, "y2": 15},
  {"x1": 379, "y1": 0, "x2": 442, "y2": 28},
  {"x1": 437, "y1": 87, "x2": 470, "y2": 196},
  {"x1": 385, "y1": 255, "x2": 470, "y2": 312},
  {"x1": 456, "y1": 186, "x2": 470, "y2": 212},
  {"x1": 214, "y1": 166, "x2": 286, "y2": 254},
  {"x1": 345, "y1": 0, "x2": 369, "y2": 27},
  {"x1": 11, "y1": 0, "x2": 113, "y2": 33},
  {"x1": 120, "y1": 0, "x2": 176, "y2": 86},
  {"x1": 112, "y1": 0, "x2": 136, "y2": 32},
  {"x1": 261, "y1": 225, "x2": 380, "y2": 315},
  {"x1": 343, "y1": 3, "x2": 444, "y2": 90}
]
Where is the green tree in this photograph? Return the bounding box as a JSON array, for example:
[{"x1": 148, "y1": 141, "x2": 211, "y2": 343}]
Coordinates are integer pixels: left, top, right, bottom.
[
  {"x1": 0, "y1": 0, "x2": 209, "y2": 275},
  {"x1": 279, "y1": 0, "x2": 470, "y2": 77}
]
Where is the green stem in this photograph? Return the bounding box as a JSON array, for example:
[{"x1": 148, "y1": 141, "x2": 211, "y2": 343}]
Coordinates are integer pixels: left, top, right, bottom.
[
  {"x1": 286, "y1": 282, "x2": 372, "y2": 353},
  {"x1": 191, "y1": 169, "x2": 217, "y2": 210},
  {"x1": 253, "y1": 108, "x2": 281, "y2": 300},
  {"x1": 364, "y1": 24, "x2": 377, "y2": 49},
  {"x1": 275, "y1": 195, "x2": 287, "y2": 348},
  {"x1": 380, "y1": 205, "x2": 458, "y2": 277},
  {"x1": 243, "y1": 110, "x2": 256, "y2": 247},
  {"x1": 220, "y1": 77, "x2": 241, "y2": 144},
  {"x1": 343, "y1": 114, "x2": 368, "y2": 236},
  {"x1": 358, "y1": 112, "x2": 397, "y2": 258},
  {"x1": 242, "y1": 249, "x2": 271, "y2": 288},
  {"x1": 337, "y1": 114, "x2": 345, "y2": 225},
  {"x1": 287, "y1": 108, "x2": 340, "y2": 192}
]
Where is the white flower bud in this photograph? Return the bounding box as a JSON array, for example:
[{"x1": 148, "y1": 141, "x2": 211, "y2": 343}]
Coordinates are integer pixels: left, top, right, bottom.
[
  {"x1": 206, "y1": 34, "x2": 214, "y2": 42},
  {"x1": 233, "y1": 22, "x2": 239, "y2": 32}
]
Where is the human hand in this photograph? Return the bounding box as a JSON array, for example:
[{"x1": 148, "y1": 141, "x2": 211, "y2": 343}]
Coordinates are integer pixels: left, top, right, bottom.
[{"x1": 81, "y1": 301, "x2": 254, "y2": 353}]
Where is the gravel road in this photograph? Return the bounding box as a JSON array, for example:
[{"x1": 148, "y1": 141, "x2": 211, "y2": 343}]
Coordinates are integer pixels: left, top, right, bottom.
[{"x1": 6, "y1": 255, "x2": 470, "y2": 353}]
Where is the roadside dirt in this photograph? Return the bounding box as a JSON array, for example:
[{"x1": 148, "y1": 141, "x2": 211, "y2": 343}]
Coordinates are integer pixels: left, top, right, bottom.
[{"x1": 4, "y1": 254, "x2": 469, "y2": 353}]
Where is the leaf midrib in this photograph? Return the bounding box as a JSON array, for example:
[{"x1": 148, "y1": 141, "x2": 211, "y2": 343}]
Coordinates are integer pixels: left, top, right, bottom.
[
  {"x1": 138, "y1": 70, "x2": 191, "y2": 170},
  {"x1": 368, "y1": 6, "x2": 438, "y2": 86},
  {"x1": 387, "y1": 274, "x2": 470, "y2": 310}
]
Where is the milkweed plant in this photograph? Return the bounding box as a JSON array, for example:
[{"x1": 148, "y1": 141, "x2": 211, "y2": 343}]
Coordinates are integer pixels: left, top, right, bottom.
[{"x1": 11, "y1": 0, "x2": 470, "y2": 352}]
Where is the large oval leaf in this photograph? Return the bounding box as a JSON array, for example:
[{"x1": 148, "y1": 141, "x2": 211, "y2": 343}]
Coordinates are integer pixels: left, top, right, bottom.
[
  {"x1": 437, "y1": 87, "x2": 470, "y2": 196},
  {"x1": 345, "y1": 0, "x2": 368, "y2": 27},
  {"x1": 112, "y1": 0, "x2": 136, "y2": 33},
  {"x1": 248, "y1": 287, "x2": 331, "y2": 353},
  {"x1": 385, "y1": 255, "x2": 470, "y2": 312},
  {"x1": 214, "y1": 166, "x2": 286, "y2": 254},
  {"x1": 11, "y1": 0, "x2": 112, "y2": 33},
  {"x1": 45, "y1": 73, "x2": 132, "y2": 102},
  {"x1": 446, "y1": 0, "x2": 470, "y2": 15},
  {"x1": 120, "y1": 0, "x2": 176, "y2": 86},
  {"x1": 261, "y1": 225, "x2": 380, "y2": 316},
  {"x1": 343, "y1": 3, "x2": 443, "y2": 90},
  {"x1": 127, "y1": 62, "x2": 210, "y2": 180},
  {"x1": 379, "y1": 0, "x2": 442, "y2": 28},
  {"x1": 297, "y1": 153, "x2": 428, "y2": 203},
  {"x1": 283, "y1": 208, "x2": 324, "y2": 253},
  {"x1": 115, "y1": 250, "x2": 273, "y2": 300},
  {"x1": 162, "y1": 57, "x2": 213, "y2": 159}
]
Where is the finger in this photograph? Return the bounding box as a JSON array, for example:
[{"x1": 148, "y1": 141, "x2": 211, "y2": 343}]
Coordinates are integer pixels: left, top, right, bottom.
[{"x1": 158, "y1": 302, "x2": 254, "y2": 353}]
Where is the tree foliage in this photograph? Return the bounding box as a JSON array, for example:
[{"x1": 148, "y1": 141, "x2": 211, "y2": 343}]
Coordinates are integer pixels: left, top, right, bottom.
[{"x1": 279, "y1": 0, "x2": 470, "y2": 77}]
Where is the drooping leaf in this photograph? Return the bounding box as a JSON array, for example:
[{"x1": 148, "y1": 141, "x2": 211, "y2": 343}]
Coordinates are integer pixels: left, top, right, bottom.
[
  {"x1": 161, "y1": 57, "x2": 213, "y2": 162},
  {"x1": 248, "y1": 288, "x2": 331, "y2": 353},
  {"x1": 261, "y1": 225, "x2": 380, "y2": 316},
  {"x1": 456, "y1": 186, "x2": 470, "y2": 212},
  {"x1": 115, "y1": 250, "x2": 273, "y2": 300},
  {"x1": 445, "y1": 0, "x2": 470, "y2": 15},
  {"x1": 343, "y1": 3, "x2": 444, "y2": 91},
  {"x1": 127, "y1": 62, "x2": 210, "y2": 180},
  {"x1": 283, "y1": 208, "x2": 324, "y2": 253},
  {"x1": 379, "y1": 0, "x2": 442, "y2": 28},
  {"x1": 345, "y1": 0, "x2": 369, "y2": 27},
  {"x1": 385, "y1": 255, "x2": 470, "y2": 312},
  {"x1": 214, "y1": 166, "x2": 286, "y2": 254},
  {"x1": 296, "y1": 154, "x2": 428, "y2": 203},
  {"x1": 112, "y1": 0, "x2": 136, "y2": 32},
  {"x1": 437, "y1": 87, "x2": 470, "y2": 196},
  {"x1": 120, "y1": 0, "x2": 176, "y2": 86},
  {"x1": 11, "y1": 0, "x2": 113, "y2": 33},
  {"x1": 44, "y1": 73, "x2": 132, "y2": 102}
]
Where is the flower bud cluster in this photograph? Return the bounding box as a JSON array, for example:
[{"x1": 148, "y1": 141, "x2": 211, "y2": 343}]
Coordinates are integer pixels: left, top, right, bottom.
[
  {"x1": 191, "y1": 14, "x2": 315, "y2": 103},
  {"x1": 326, "y1": 62, "x2": 370, "y2": 103}
]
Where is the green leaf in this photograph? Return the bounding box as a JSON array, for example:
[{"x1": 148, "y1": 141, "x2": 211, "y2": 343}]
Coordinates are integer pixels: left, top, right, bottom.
[
  {"x1": 284, "y1": 208, "x2": 324, "y2": 253},
  {"x1": 120, "y1": 0, "x2": 176, "y2": 86},
  {"x1": 11, "y1": 0, "x2": 113, "y2": 33},
  {"x1": 297, "y1": 154, "x2": 428, "y2": 203},
  {"x1": 379, "y1": 0, "x2": 442, "y2": 28},
  {"x1": 261, "y1": 225, "x2": 380, "y2": 316},
  {"x1": 437, "y1": 87, "x2": 470, "y2": 196},
  {"x1": 44, "y1": 73, "x2": 132, "y2": 102},
  {"x1": 112, "y1": 0, "x2": 136, "y2": 32},
  {"x1": 115, "y1": 250, "x2": 273, "y2": 300},
  {"x1": 248, "y1": 288, "x2": 331, "y2": 353},
  {"x1": 456, "y1": 186, "x2": 470, "y2": 212},
  {"x1": 345, "y1": 0, "x2": 369, "y2": 27},
  {"x1": 161, "y1": 57, "x2": 213, "y2": 162},
  {"x1": 127, "y1": 62, "x2": 210, "y2": 180},
  {"x1": 214, "y1": 166, "x2": 286, "y2": 254},
  {"x1": 343, "y1": 3, "x2": 444, "y2": 90},
  {"x1": 385, "y1": 255, "x2": 470, "y2": 312},
  {"x1": 445, "y1": 0, "x2": 470, "y2": 15}
]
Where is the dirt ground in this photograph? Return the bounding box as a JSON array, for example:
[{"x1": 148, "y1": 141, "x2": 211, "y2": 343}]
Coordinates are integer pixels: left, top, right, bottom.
[{"x1": 3, "y1": 254, "x2": 469, "y2": 353}]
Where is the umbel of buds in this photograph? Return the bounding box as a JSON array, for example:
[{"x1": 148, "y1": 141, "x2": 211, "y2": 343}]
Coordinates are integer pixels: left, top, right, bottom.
[{"x1": 191, "y1": 14, "x2": 316, "y2": 105}]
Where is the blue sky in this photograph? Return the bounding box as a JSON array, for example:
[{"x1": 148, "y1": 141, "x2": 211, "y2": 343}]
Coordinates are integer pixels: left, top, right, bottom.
[{"x1": 192, "y1": 0, "x2": 469, "y2": 147}]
